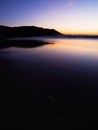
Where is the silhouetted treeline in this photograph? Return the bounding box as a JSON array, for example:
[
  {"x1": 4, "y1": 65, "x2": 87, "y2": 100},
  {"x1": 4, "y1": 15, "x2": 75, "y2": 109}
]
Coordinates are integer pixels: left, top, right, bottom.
[{"x1": 0, "y1": 25, "x2": 60, "y2": 39}]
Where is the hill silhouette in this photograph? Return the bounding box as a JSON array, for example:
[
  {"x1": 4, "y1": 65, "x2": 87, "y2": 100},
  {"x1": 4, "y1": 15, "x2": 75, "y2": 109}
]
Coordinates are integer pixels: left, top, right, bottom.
[
  {"x1": 0, "y1": 25, "x2": 98, "y2": 40},
  {"x1": 0, "y1": 25, "x2": 61, "y2": 39}
]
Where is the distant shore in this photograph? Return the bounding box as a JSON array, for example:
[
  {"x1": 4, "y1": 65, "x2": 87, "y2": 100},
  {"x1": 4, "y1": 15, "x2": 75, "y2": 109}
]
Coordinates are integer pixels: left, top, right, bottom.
[
  {"x1": 0, "y1": 25, "x2": 98, "y2": 40},
  {"x1": 0, "y1": 25, "x2": 60, "y2": 39}
]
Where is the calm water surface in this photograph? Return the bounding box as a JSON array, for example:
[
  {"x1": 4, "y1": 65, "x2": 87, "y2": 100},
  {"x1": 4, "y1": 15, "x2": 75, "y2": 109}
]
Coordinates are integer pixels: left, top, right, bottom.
[
  {"x1": 0, "y1": 38, "x2": 98, "y2": 103},
  {"x1": 1, "y1": 38, "x2": 98, "y2": 128}
]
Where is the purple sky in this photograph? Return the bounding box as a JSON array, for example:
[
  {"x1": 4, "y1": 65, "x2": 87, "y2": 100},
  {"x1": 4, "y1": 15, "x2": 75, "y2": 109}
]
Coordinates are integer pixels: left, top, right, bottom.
[{"x1": 0, "y1": 0, "x2": 98, "y2": 34}]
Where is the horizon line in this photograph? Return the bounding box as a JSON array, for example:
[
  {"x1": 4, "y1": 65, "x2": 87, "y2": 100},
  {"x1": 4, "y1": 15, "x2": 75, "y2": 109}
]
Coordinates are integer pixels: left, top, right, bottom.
[{"x1": 0, "y1": 24, "x2": 98, "y2": 36}]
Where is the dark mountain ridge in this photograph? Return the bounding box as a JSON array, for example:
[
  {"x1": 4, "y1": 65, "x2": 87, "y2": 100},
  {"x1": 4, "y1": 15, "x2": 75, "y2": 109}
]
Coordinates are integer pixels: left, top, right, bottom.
[
  {"x1": 0, "y1": 25, "x2": 61, "y2": 39},
  {"x1": 0, "y1": 25, "x2": 98, "y2": 39}
]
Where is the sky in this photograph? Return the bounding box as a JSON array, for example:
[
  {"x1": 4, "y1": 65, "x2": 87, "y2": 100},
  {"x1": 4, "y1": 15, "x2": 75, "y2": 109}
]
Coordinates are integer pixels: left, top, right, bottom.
[{"x1": 0, "y1": 0, "x2": 98, "y2": 35}]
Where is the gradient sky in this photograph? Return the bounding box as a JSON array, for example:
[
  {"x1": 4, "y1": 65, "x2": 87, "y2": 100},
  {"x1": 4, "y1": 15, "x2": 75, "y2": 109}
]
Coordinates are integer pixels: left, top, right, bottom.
[{"x1": 0, "y1": 0, "x2": 98, "y2": 34}]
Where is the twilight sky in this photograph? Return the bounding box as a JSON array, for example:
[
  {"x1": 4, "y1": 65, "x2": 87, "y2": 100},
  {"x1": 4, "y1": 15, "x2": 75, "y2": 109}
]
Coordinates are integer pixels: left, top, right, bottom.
[{"x1": 0, "y1": 0, "x2": 98, "y2": 34}]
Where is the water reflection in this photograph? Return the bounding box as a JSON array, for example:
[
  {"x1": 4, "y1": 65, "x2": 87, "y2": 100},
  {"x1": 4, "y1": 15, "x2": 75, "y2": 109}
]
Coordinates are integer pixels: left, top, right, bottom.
[
  {"x1": 0, "y1": 39, "x2": 53, "y2": 49},
  {"x1": 1, "y1": 38, "x2": 98, "y2": 129},
  {"x1": 42, "y1": 38, "x2": 98, "y2": 56},
  {"x1": 0, "y1": 38, "x2": 98, "y2": 94}
]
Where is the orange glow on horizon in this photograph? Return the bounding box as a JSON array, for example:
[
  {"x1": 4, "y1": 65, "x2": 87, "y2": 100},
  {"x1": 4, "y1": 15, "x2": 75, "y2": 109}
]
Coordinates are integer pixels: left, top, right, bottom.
[
  {"x1": 43, "y1": 39, "x2": 98, "y2": 56},
  {"x1": 59, "y1": 30, "x2": 98, "y2": 35}
]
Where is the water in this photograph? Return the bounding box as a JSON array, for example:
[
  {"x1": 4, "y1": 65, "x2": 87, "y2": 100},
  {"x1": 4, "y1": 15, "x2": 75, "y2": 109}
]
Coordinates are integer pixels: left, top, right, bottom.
[
  {"x1": 1, "y1": 38, "x2": 98, "y2": 90},
  {"x1": 1, "y1": 38, "x2": 98, "y2": 128}
]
